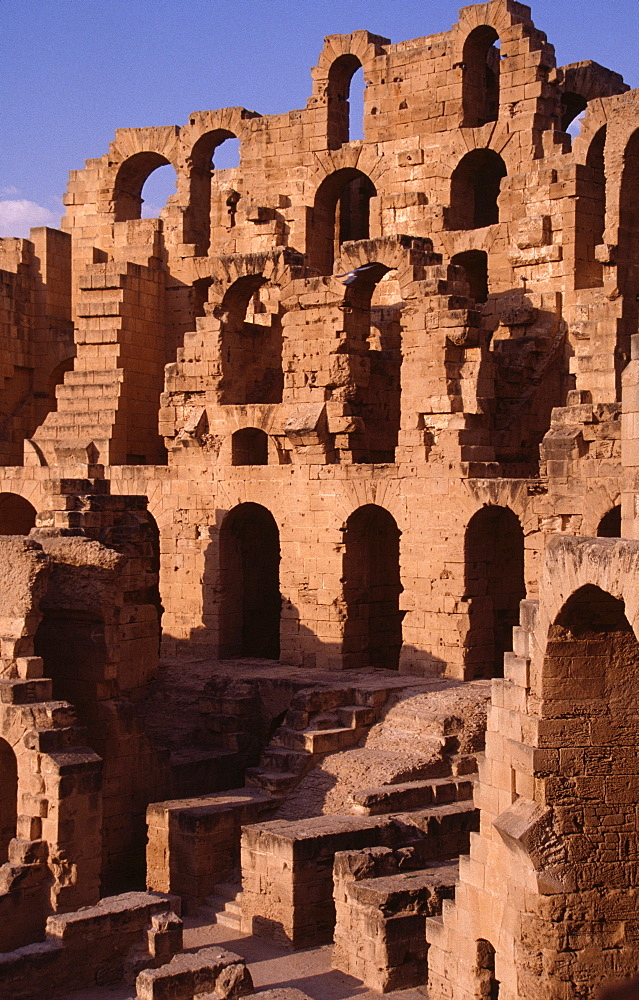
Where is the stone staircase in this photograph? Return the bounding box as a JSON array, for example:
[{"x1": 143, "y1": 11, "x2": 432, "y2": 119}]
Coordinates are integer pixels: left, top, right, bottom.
[
  {"x1": 201, "y1": 878, "x2": 244, "y2": 932},
  {"x1": 244, "y1": 683, "x2": 389, "y2": 804}
]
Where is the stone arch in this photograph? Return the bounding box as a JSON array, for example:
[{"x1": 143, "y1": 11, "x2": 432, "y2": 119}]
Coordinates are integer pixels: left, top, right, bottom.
[
  {"x1": 219, "y1": 502, "x2": 281, "y2": 659},
  {"x1": 217, "y1": 274, "x2": 283, "y2": 405},
  {"x1": 342, "y1": 504, "x2": 403, "y2": 669},
  {"x1": 476, "y1": 939, "x2": 500, "y2": 1000},
  {"x1": 307, "y1": 167, "x2": 377, "y2": 275},
  {"x1": 112, "y1": 151, "x2": 177, "y2": 223},
  {"x1": 0, "y1": 493, "x2": 36, "y2": 535},
  {"x1": 464, "y1": 504, "x2": 525, "y2": 678},
  {"x1": 449, "y1": 149, "x2": 507, "y2": 230},
  {"x1": 0, "y1": 737, "x2": 18, "y2": 864},
  {"x1": 462, "y1": 25, "x2": 501, "y2": 128}
]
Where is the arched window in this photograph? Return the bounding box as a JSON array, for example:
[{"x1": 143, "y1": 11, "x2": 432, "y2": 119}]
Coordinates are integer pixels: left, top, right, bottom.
[
  {"x1": 219, "y1": 503, "x2": 281, "y2": 659},
  {"x1": 219, "y1": 275, "x2": 283, "y2": 405},
  {"x1": 327, "y1": 54, "x2": 365, "y2": 149},
  {"x1": 575, "y1": 125, "x2": 606, "y2": 289},
  {"x1": 113, "y1": 152, "x2": 176, "y2": 223},
  {"x1": 308, "y1": 168, "x2": 377, "y2": 275},
  {"x1": 597, "y1": 504, "x2": 621, "y2": 538},
  {"x1": 451, "y1": 250, "x2": 489, "y2": 303},
  {"x1": 185, "y1": 130, "x2": 241, "y2": 254},
  {"x1": 0, "y1": 738, "x2": 18, "y2": 863},
  {"x1": 342, "y1": 505, "x2": 403, "y2": 669},
  {"x1": 449, "y1": 149, "x2": 506, "y2": 230},
  {"x1": 231, "y1": 428, "x2": 268, "y2": 466},
  {"x1": 462, "y1": 26, "x2": 500, "y2": 127},
  {"x1": 464, "y1": 506, "x2": 525, "y2": 678},
  {"x1": 0, "y1": 493, "x2": 36, "y2": 535}
]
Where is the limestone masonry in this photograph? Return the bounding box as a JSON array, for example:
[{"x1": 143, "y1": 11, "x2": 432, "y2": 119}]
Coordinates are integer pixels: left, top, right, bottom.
[{"x1": 0, "y1": 2, "x2": 639, "y2": 998}]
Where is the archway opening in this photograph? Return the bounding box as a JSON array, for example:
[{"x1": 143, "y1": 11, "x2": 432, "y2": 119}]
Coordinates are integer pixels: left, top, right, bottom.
[
  {"x1": 327, "y1": 54, "x2": 365, "y2": 148},
  {"x1": 597, "y1": 504, "x2": 621, "y2": 538},
  {"x1": 308, "y1": 168, "x2": 377, "y2": 275},
  {"x1": 576, "y1": 125, "x2": 606, "y2": 289},
  {"x1": 462, "y1": 26, "x2": 500, "y2": 127},
  {"x1": 452, "y1": 249, "x2": 489, "y2": 303},
  {"x1": 0, "y1": 493, "x2": 36, "y2": 534},
  {"x1": 231, "y1": 428, "x2": 268, "y2": 466},
  {"x1": 113, "y1": 152, "x2": 174, "y2": 223},
  {"x1": 617, "y1": 128, "x2": 639, "y2": 393},
  {"x1": 449, "y1": 149, "x2": 506, "y2": 230},
  {"x1": 219, "y1": 275, "x2": 283, "y2": 405},
  {"x1": 342, "y1": 504, "x2": 403, "y2": 669},
  {"x1": 185, "y1": 130, "x2": 241, "y2": 254},
  {"x1": 464, "y1": 505, "x2": 525, "y2": 678},
  {"x1": 0, "y1": 738, "x2": 17, "y2": 864},
  {"x1": 219, "y1": 503, "x2": 281, "y2": 659}
]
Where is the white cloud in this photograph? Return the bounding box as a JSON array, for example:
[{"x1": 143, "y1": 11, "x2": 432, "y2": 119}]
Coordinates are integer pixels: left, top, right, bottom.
[
  {"x1": 0, "y1": 186, "x2": 19, "y2": 196},
  {"x1": 0, "y1": 199, "x2": 60, "y2": 238}
]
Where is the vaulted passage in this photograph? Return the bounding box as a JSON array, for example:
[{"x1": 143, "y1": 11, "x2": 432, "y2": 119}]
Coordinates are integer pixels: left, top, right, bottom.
[
  {"x1": 342, "y1": 504, "x2": 403, "y2": 669},
  {"x1": 219, "y1": 503, "x2": 281, "y2": 659},
  {"x1": 464, "y1": 506, "x2": 525, "y2": 678},
  {"x1": 0, "y1": 738, "x2": 17, "y2": 864}
]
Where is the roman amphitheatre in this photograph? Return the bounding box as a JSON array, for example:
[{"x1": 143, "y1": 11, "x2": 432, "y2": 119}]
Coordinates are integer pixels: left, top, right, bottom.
[{"x1": 0, "y1": 2, "x2": 638, "y2": 997}]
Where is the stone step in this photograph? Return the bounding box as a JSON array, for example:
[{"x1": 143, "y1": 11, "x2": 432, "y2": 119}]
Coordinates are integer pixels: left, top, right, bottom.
[
  {"x1": 24, "y1": 725, "x2": 88, "y2": 752},
  {"x1": 0, "y1": 678, "x2": 53, "y2": 705},
  {"x1": 271, "y1": 725, "x2": 367, "y2": 754},
  {"x1": 259, "y1": 747, "x2": 308, "y2": 772},
  {"x1": 351, "y1": 775, "x2": 476, "y2": 816},
  {"x1": 289, "y1": 688, "x2": 356, "y2": 713},
  {"x1": 336, "y1": 704, "x2": 378, "y2": 728},
  {"x1": 245, "y1": 768, "x2": 299, "y2": 795}
]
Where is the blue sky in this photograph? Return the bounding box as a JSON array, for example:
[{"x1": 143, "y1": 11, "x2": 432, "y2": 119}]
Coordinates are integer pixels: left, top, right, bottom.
[{"x1": 1, "y1": 0, "x2": 637, "y2": 237}]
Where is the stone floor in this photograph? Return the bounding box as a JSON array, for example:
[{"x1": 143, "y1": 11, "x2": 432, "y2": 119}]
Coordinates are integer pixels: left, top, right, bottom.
[{"x1": 58, "y1": 913, "x2": 429, "y2": 1000}]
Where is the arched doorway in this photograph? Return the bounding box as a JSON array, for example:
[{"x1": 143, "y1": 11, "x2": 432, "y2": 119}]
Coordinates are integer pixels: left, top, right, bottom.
[
  {"x1": 449, "y1": 149, "x2": 507, "y2": 230},
  {"x1": 451, "y1": 249, "x2": 489, "y2": 303},
  {"x1": 342, "y1": 505, "x2": 403, "y2": 669},
  {"x1": 464, "y1": 506, "x2": 525, "y2": 678},
  {"x1": 307, "y1": 168, "x2": 377, "y2": 275},
  {"x1": 219, "y1": 503, "x2": 281, "y2": 659},
  {"x1": 617, "y1": 128, "x2": 639, "y2": 393},
  {"x1": 0, "y1": 493, "x2": 36, "y2": 535},
  {"x1": 185, "y1": 129, "x2": 241, "y2": 254},
  {"x1": 575, "y1": 125, "x2": 606, "y2": 289},
  {"x1": 0, "y1": 738, "x2": 17, "y2": 864}
]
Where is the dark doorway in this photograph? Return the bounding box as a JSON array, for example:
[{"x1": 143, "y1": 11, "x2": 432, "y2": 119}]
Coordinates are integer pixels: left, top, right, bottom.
[
  {"x1": 231, "y1": 428, "x2": 268, "y2": 466},
  {"x1": 0, "y1": 493, "x2": 36, "y2": 535},
  {"x1": 219, "y1": 503, "x2": 281, "y2": 659},
  {"x1": 34, "y1": 609, "x2": 107, "y2": 713},
  {"x1": 462, "y1": 26, "x2": 500, "y2": 127},
  {"x1": 597, "y1": 505, "x2": 621, "y2": 538},
  {"x1": 464, "y1": 505, "x2": 525, "y2": 678},
  {"x1": 0, "y1": 738, "x2": 17, "y2": 863},
  {"x1": 342, "y1": 504, "x2": 403, "y2": 669},
  {"x1": 452, "y1": 249, "x2": 489, "y2": 303},
  {"x1": 449, "y1": 149, "x2": 507, "y2": 230}
]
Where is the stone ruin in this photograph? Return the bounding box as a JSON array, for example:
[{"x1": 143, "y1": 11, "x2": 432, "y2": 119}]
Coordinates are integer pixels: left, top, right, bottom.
[{"x1": 0, "y1": 1, "x2": 638, "y2": 997}]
